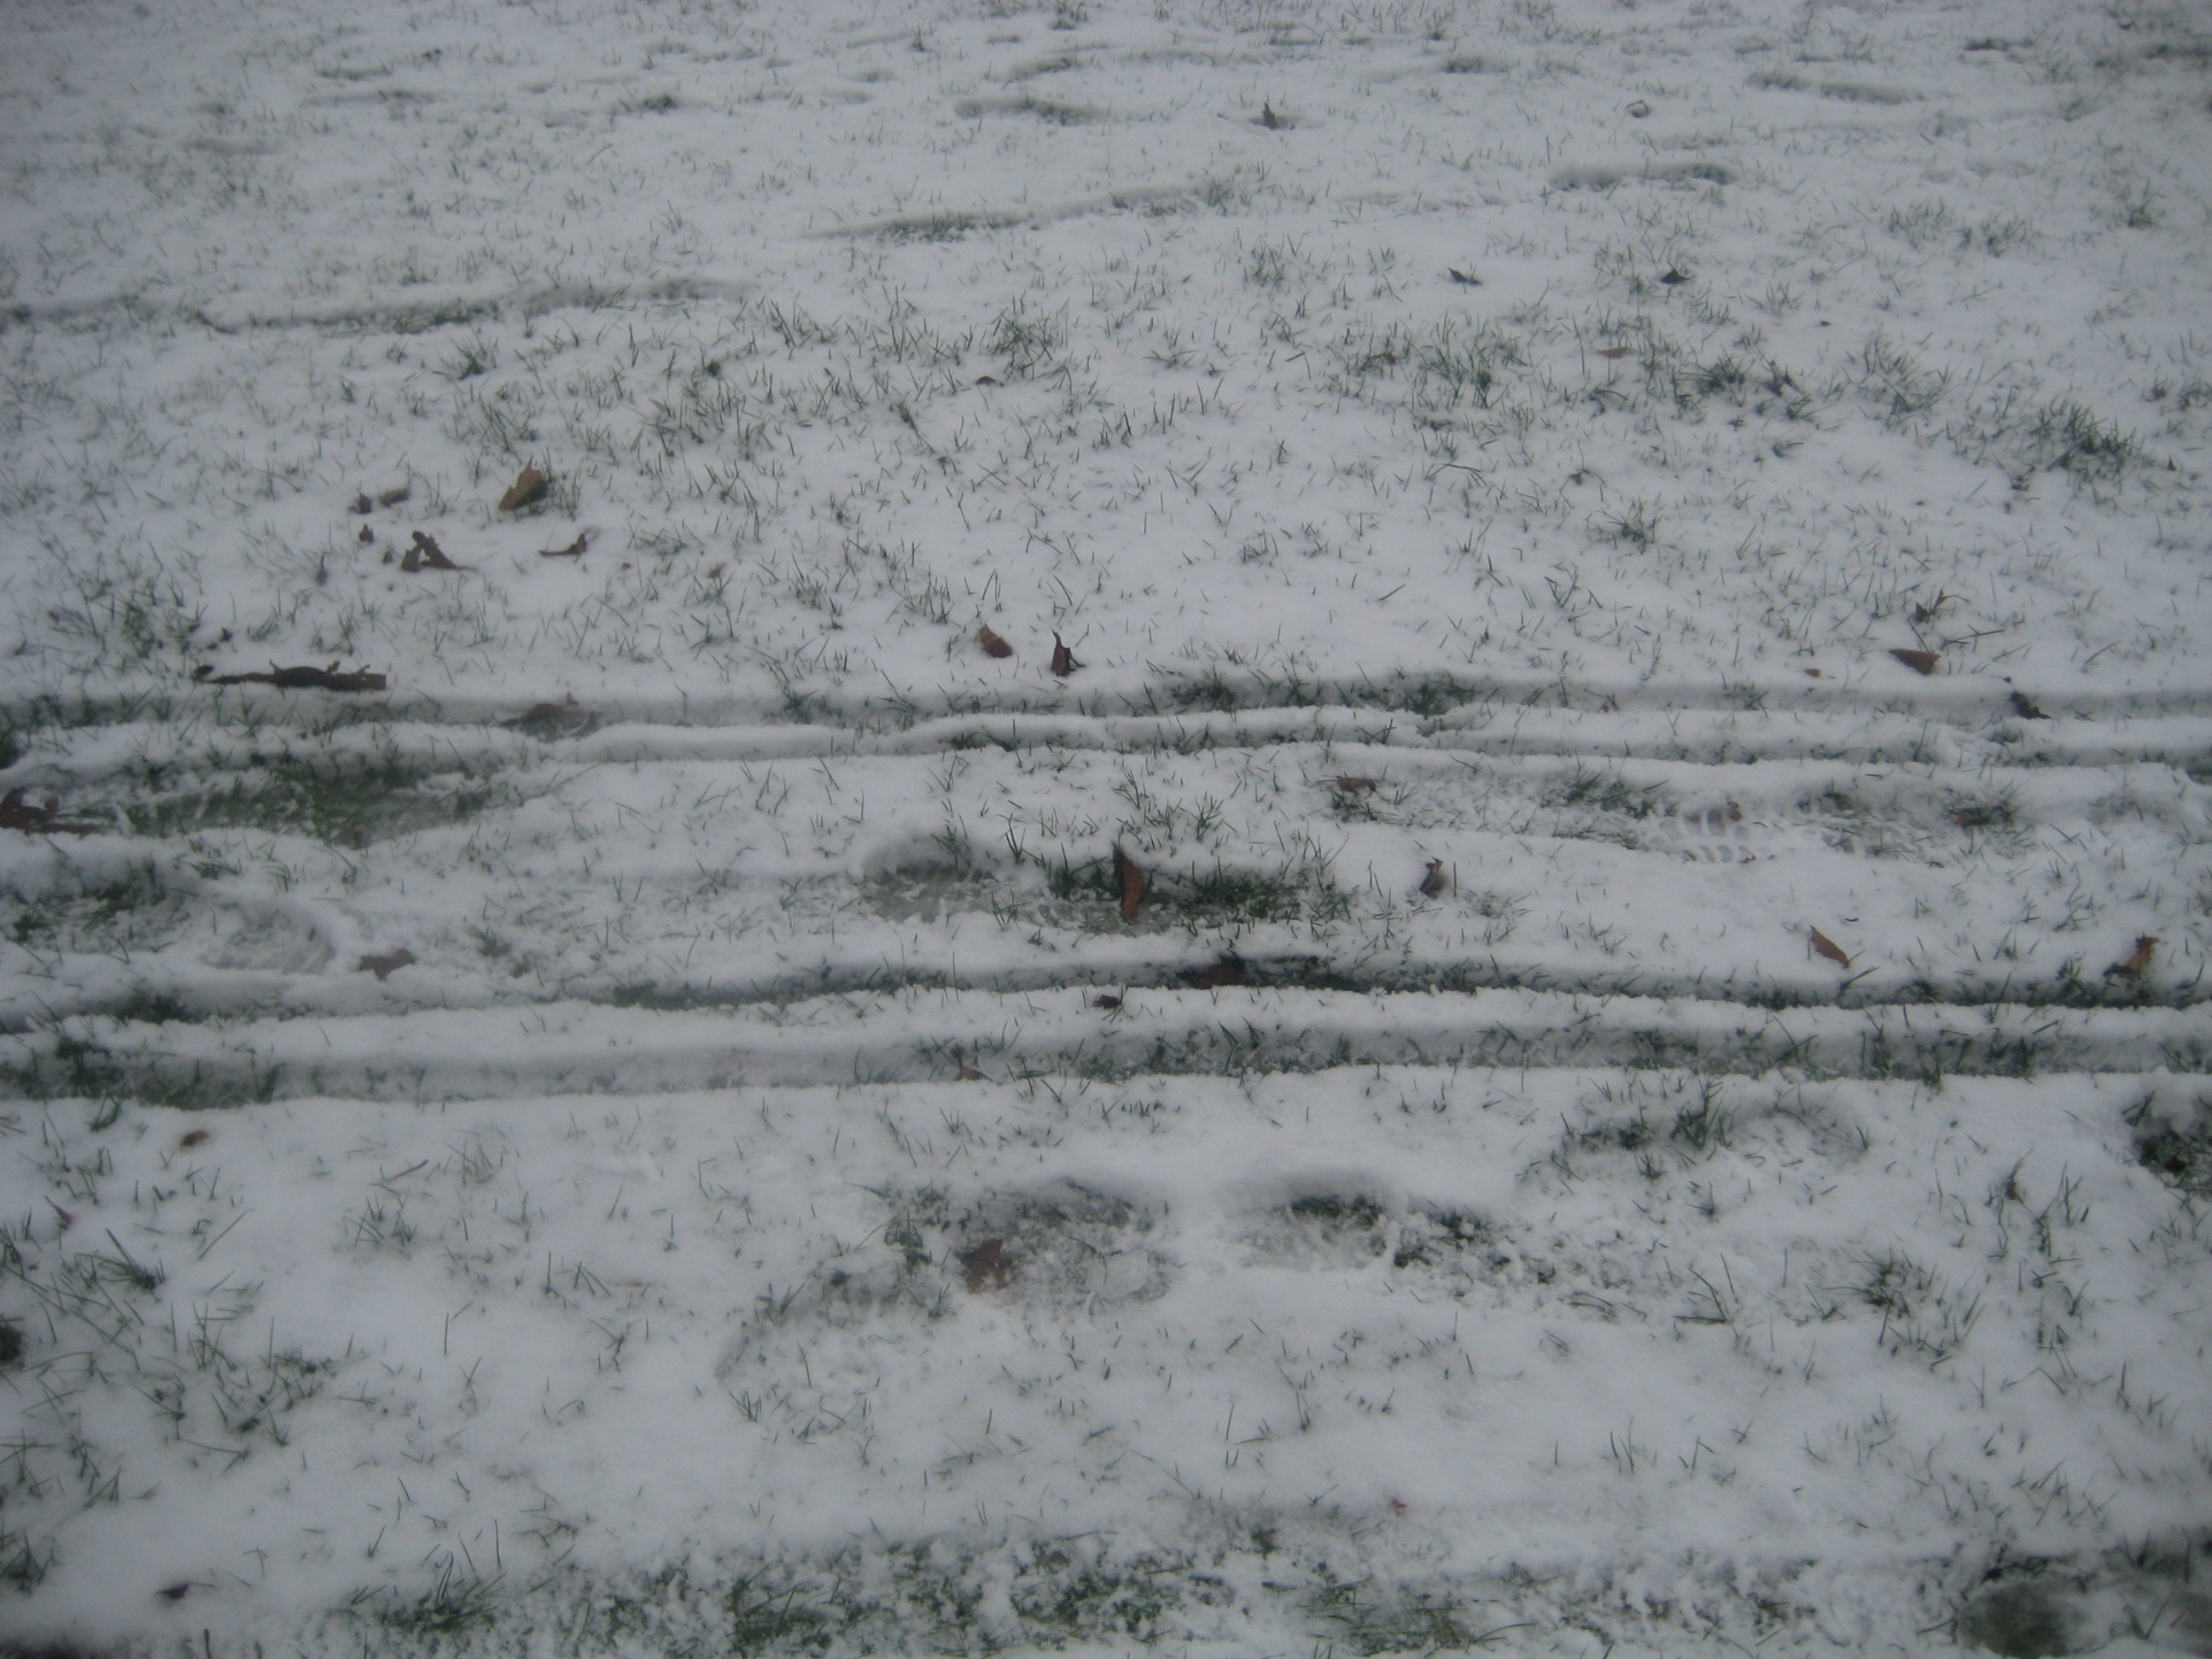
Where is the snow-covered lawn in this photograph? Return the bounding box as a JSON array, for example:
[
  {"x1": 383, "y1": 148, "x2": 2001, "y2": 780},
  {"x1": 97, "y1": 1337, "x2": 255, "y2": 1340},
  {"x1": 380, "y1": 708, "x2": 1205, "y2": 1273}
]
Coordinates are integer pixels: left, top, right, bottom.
[{"x1": 2, "y1": 0, "x2": 2209, "y2": 1652}]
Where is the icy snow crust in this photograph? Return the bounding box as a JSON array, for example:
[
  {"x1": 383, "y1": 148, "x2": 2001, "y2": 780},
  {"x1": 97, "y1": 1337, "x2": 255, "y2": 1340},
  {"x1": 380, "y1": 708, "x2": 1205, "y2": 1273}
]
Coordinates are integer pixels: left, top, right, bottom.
[{"x1": 1, "y1": 0, "x2": 2210, "y2": 1652}]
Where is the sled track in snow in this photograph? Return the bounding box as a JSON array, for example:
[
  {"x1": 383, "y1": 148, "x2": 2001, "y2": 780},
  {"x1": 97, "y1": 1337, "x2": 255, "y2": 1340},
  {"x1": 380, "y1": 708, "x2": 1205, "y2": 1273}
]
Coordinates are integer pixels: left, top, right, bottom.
[{"x1": 5, "y1": 680, "x2": 2206, "y2": 1104}]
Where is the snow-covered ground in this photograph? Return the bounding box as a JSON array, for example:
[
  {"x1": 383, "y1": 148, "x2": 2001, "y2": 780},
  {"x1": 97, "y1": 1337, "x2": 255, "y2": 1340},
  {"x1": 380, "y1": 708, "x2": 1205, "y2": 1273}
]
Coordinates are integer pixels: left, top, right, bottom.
[{"x1": 2, "y1": 0, "x2": 2209, "y2": 1652}]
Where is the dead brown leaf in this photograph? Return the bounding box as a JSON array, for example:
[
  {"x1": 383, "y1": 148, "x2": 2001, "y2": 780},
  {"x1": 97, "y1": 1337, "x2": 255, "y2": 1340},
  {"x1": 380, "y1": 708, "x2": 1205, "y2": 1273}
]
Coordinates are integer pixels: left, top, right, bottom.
[
  {"x1": 402, "y1": 531, "x2": 461, "y2": 572},
  {"x1": 350, "y1": 492, "x2": 375, "y2": 514},
  {"x1": 1093, "y1": 994, "x2": 1122, "y2": 1010},
  {"x1": 540, "y1": 533, "x2": 589, "y2": 558},
  {"x1": 0, "y1": 789, "x2": 100, "y2": 835},
  {"x1": 197, "y1": 663, "x2": 387, "y2": 692},
  {"x1": 1808, "y1": 928, "x2": 1852, "y2": 968},
  {"x1": 1260, "y1": 100, "x2": 1281, "y2": 129},
  {"x1": 178, "y1": 1129, "x2": 211, "y2": 1149},
  {"x1": 2108, "y1": 935, "x2": 2158, "y2": 977},
  {"x1": 978, "y1": 625, "x2": 1014, "y2": 659},
  {"x1": 961, "y1": 1238, "x2": 1012, "y2": 1291},
  {"x1": 1051, "y1": 632, "x2": 1083, "y2": 677},
  {"x1": 951, "y1": 1044, "x2": 985, "y2": 1081},
  {"x1": 358, "y1": 949, "x2": 415, "y2": 981},
  {"x1": 498, "y1": 466, "x2": 549, "y2": 512},
  {"x1": 1889, "y1": 648, "x2": 1941, "y2": 676},
  {"x1": 1417, "y1": 858, "x2": 1448, "y2": 898},
  {"x1": 358, "y1": 525, "x2": 375, "y2": 544},
  {"x1": 1191, "y1": 957, "x2": 1251, "y2": 989},
  {"x1": 378, "y1": 485, "x2": 410, "y2": 508},
  {"x1": 1596, "y1": 346, "x2": 1631, "y2": 360},
  {"x1": 1114, "y1": 845, "x2": 1146, "y2": 918},
  {"x1": 1447, "y1": 266, "x2": 1481, "y2": 286},
  {"x1": 2009, "y1": 690, "x2": 2048, "y2": 719},
  {"x1": 47, "y1": 1198, "x2": 73, "y2": 1231}
]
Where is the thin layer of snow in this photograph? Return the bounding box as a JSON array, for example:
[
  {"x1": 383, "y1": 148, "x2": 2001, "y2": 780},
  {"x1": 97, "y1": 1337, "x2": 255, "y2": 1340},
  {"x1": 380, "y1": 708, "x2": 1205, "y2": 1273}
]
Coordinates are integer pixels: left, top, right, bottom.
[{"x1": 3, "y1": 0, "x2": 2210, "y2": 1651}]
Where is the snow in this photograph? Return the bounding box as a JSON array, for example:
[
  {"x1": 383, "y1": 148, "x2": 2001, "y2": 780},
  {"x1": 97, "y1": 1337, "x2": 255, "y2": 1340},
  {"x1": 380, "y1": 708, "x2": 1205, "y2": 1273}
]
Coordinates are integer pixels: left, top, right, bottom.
[{"x1": 2, "y1": 0, "x2": 2210, "y2": 1652}]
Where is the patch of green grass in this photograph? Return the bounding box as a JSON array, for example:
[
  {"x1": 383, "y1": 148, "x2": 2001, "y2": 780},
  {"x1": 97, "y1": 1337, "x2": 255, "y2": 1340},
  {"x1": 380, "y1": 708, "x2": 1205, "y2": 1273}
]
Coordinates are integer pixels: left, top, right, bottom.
[
  {"x1": 1311, "y1": 1581, "x2": 1522, "y2": 1655},
  {"x1": 1947, "y1": 787, "x2": 2022, "y2": 831},
  {"x1": 1181, "y1": 863, "x2": 1307, "y2": 923},
  {"x1": 983, "y1": 297, "x2": 1067, "y2": 376},
  {"x1": 726, "y1": 1576, "x2": 832, "y2": 1656},
  {"x1": 3, "y1": 861, "x2": 180, "y2": 953},
  {"x1": 2134, "y1": 1112, "x2": 2212, "y2": 1199},
  {"x1": 2029, "y1": 399, "x2": 2140, "y2": 480},
  {"x1": 1545, "y1": 764, "x2": 1661, "y2": 818},
  {"x1": 7, "y1": 1033, "x2": 279, "y2": 1112},
  {"x1": 136, "y1": 748, "x2": 513, "y2": 846},
  {"x1": 1287, "y1": 1192, "x2": 1385, "y2": 1230},
  {"x1": 1954, "y1": 1580, "x2": 2077, "y2": 1659},
  {"x1": 1012, "y1": 1548, "x2": 1180, "y2": 1639},
  {"x1": 1670, "y1": 1095, "x2": 1733, "y2": 1154},
  {"x1": 0, "y1": 1527, "x2": 52, "y2": 1593},
  {"x1": 380, "y1": 1565, "x2": 504, "y2": 1636},
  {"x1": 1392, "y1": 1207, "x2": 1493, "y2": 1267},
  {"x1": 1856, "y1": 1246, "x2": 1982, "y2": 1364},
  {"x1": 1852, "y1": 331, "x2": 1949, "y2": 425}
]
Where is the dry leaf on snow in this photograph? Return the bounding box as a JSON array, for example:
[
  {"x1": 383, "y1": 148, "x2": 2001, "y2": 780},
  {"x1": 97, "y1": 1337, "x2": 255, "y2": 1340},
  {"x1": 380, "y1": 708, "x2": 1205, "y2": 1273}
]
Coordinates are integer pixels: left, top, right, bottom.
[
  {"x1": 1808, "y1": 928, "x2": 1852, "y2": 968},
  {"x1": 541, "y1": 533, "x2": 589, "y2": 558},
  {"x1": 358, "y1": 949, "x2": 415, "y2": 981},
  {"x1": 2107, "y1": 936, "x2": 2158, "y2": 977},
  {"x1": 0, "y1": 789, "x2": 100, "y2": 835},
  {"x1": 195, "y1": 662, "x2": 387, "y2": 692},
  {"x1": 1889, "y1": 649, "x2": 1941, "y2": 676},
  {"x1": 1051, "y1": 633, "x2": 1083, "y2": 677},
  {"x1": 402, "y1": 531, "x2": 461, "y2": 572},
  {"x1": 1113, "y1": 846, "x2": 1147, "y2": 918},
  {"x1": 1191, "y1": 957, "x2": 1251, "y2": 989},
  {"x1": 961, "y1": 1238, "x2": 1011, "y2": 1291},
  {"x1": 1418, "y1": 859, "x2": 1449, "y2": 898},
  {"x1": 498, "y1": 467, "x2": 549, "y2": 511},
  {"x1": 2009, "y1": 690, "x2": 2048, "y2": 719},
  {"x1": 977, "y1": 625, "x2": 1014, "y2": 659}
]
